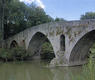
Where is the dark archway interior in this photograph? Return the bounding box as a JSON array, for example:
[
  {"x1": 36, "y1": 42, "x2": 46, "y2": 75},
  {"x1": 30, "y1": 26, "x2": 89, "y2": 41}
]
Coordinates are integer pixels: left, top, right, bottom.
[
  {"x1": 28, "y1": 32, "x2": 55, "y2": 61},
  {"x1": 60, "y1": 35, "x2": 65, "y2": 51},
  {"x1": 10, "y1": 40, "x2": 18, "y2": 48},
  {"x1": 70, "y1": 30, "x2": 95, "y2": 63}
]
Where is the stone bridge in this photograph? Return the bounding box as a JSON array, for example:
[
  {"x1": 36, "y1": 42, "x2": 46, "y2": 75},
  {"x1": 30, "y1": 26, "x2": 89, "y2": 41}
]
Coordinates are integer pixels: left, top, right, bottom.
[{"x1": 5, "y1": 19, "x2": 95, "y2": 66}]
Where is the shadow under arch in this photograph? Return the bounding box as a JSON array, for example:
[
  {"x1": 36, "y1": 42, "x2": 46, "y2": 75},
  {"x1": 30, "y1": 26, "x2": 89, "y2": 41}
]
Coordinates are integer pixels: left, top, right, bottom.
[
  {"x1": 60, "y1": 34, "x2": 65, "y2": 51},
  {"x1": 10, "y1": 40, "x2": 18, "y2": 48},
  {"x1": 27, "y1": 32, "x2": 55, "y2": 61},
  {"x1": 69, "y1": 30, "x2": 95, "y2": 63}
]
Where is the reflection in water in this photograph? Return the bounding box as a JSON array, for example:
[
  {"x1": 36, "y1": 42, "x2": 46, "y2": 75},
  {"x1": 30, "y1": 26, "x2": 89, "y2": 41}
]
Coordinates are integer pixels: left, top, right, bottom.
[
  {"x1": 0, "y1": 60, "x2": 82, "y2": 80},
  {"x1": 51, "y1": 66, "x2": 82, "y2": 80}
]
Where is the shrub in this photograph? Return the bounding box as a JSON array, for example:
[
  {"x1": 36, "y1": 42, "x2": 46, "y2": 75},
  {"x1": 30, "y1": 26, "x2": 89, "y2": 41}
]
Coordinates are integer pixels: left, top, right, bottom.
[
  {"x1": 0, "y1": 47, "x2": 27, "y2": 62},
  {"x1": 40, "y1": 42, "x2": 55, "y2": 60},
  {"x1": 10, "y1": 47, "x2": 27, "y2": 60}
]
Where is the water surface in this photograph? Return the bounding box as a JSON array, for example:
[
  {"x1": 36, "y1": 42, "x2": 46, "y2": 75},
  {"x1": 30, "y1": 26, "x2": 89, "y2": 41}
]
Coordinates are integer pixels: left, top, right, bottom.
[{"x1": 0, "y1": 60, "x2": 83, "y2": 80}]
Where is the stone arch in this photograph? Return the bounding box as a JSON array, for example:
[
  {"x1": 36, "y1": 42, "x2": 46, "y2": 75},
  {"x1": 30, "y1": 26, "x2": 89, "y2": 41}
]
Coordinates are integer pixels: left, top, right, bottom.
[
  {"x1": 69, "y1": 30, "x2": 95, "y2": 63},
  {"x1": 10, "y1": 40, "x2": 18, "y2": 48},
  {"x1": 60, "y1": 34, "x2": 65, "y2": 51},
  {"x1": 27, "y1": 32, "x2": 55, "y2": 61}
]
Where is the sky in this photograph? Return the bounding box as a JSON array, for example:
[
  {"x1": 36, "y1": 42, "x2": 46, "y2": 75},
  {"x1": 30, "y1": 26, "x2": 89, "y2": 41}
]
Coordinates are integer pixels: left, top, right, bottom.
[{"x1": 20, "y1": 0, "x2": 95, "y2": 20}]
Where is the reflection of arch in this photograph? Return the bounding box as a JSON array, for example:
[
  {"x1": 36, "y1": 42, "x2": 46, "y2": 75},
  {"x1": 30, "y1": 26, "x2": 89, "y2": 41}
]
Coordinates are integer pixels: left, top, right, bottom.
[
  {"x1": 10, "y1": 40, "x2": 18, "y2": 48},
  {"x1": 60, "y1": 34, "x2": 65, "y2": 51},
  {"x1": 27, "y1": 32, "x2": 55, "y2": 60},
  {"x1": 69, "y1": 30, "x2": 95, "y2": 62}
]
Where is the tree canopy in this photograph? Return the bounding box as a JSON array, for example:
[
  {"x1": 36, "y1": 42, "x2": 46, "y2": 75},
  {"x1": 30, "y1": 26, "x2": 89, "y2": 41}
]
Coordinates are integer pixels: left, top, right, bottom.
[
  {"x1": 55, "y1": 17, "x2": 65, "y2": 21},
  {"x1": 80, "y1": 12, "x2": 95, "y2": 20},
  {"x1": 4, "y1": 0, "x2": 54, "y2": 39}
]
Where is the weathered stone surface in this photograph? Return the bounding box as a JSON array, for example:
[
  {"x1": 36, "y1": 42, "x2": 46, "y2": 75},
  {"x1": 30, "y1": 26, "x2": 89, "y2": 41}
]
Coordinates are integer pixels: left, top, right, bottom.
[{"x1": 5, "y1": 19, "x2": 95, "y2": 66}]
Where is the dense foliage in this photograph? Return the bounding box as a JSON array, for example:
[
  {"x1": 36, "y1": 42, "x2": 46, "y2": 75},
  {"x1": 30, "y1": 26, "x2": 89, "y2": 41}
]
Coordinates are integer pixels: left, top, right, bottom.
[
  {"x1": 55, "y1": 17, "x2": 65, "y2": 21},
  {"x1": 90, "y1": 44, "x2": 95, "y2": 58},
  {"x1": 41, "y1": 42, "x2": 53, "y2": 54},
  {"x1": 80, "y1": 12, "x2": 95, "y2": 20},
  {"x1": 0, "y1": 47, "x2": 27, "y2": 61},
  {"x1": 0, "y1": 44, "x2": 55, "y2": 61},
  {"x1": 40, "y1": 42, "x2": 55, "y2": 60},
  {"x1": 4, "y1": 0, "x2": 54, "y2": 39}
]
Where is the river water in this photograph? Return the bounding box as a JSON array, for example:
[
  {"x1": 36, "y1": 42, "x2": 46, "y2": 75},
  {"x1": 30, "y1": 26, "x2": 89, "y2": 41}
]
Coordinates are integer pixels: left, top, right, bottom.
[{"x1": 0, "y1": 60, "x2": 83, "y2": 80}]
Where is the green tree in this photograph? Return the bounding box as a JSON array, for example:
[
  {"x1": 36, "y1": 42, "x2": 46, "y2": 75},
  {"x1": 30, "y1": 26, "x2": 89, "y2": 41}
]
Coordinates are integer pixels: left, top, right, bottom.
[
  {"x1": 80, "y1": 12, "x2": 95, "y2": 20},
  {"x1": 40, "y1": 42, "x2": 55, "y2": 60},
  {"x1": 0, "y1": 0, "x2": 4, "y2": 47},
  {"x1": 55, "y1": 17, "x2": 65, "y2": 21},
  {"x1": 4, "y1": 0, "x2": 54, "y2": 39}
]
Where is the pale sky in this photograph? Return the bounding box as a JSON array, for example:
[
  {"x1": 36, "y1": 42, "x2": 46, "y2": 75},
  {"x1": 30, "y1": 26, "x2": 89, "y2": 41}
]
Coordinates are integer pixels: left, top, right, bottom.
[
  {"x1": 20, "y1": 0, "x2": 45, "y2": 9},
  {"x1": 20, "y1": 0, "x2": 95, "y2": 20}
]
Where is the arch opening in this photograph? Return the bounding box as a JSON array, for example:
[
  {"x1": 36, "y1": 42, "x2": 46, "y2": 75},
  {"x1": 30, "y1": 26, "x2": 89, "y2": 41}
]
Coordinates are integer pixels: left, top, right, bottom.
[
  {"x1": 10, "y1": 40, "x2": 18, "y2": 48},
  {"x1": 60, "y1": 34, "x2": 65, "y2": 51},
  {"x1": 69, "y1": 30, "x2": 95, "y2": 63},
  {"x1": 27, "y1": 32, "x2": 55, "y2": 62}
]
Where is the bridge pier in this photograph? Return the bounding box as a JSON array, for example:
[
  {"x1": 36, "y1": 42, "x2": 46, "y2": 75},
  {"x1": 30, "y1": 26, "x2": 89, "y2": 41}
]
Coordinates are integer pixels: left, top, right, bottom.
[
  {"x1": 50, "y1": 52, "x2": 88, "y2": 67},
  {"x1": 49, "y1": 51, "x2": 69, "y2": 67}
]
